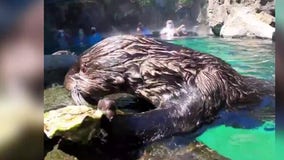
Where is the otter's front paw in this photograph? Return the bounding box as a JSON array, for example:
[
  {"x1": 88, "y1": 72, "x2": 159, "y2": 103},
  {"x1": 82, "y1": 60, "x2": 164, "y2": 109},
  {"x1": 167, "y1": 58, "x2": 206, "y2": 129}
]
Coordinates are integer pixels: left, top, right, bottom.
[{"x1": 97, "y1": 98, "x2": 116, "y2": 121}]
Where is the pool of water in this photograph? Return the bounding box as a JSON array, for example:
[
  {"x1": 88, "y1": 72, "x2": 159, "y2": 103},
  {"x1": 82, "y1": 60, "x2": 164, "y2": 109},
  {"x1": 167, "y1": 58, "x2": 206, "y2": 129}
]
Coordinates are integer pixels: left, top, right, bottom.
[
  {"x1": 171, "y1": 37, "x2": 275, "y2": 81},
  {"x1": 148, "y1": 37, "x2": 275, "y2": 160}
]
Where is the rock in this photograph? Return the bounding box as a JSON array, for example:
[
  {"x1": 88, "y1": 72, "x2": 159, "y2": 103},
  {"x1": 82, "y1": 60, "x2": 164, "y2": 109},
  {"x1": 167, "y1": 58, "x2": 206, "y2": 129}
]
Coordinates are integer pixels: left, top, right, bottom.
[
  {"x1": 51, "y1": 50, "x2": 75, "y2": 55},
  {"x1": 187, "y1": 0, "x2": 207, "y2": 25},
  {"x1": 207, "y1": 0, "x2": 275, "y2": 39},
  {"x1": 258, "y1": 0, "x2": 275, "y2": 16},
  {"x1": 207, "y1": 0, "x2": 229, "y2": 29},
  {"x1": 45, "y1": 145, "x2": 78, "y2": 160},
  {"x1": 44, "y1": 105, "x2": 103, "y2": 143},
  {"x1": 140, "y1": 141, "x2": 229, "y2": 160},
  {"x1": 211, "y1": 22, "x2": 224, "y2": 36},
  {"x1": 44, "y1": 54, "x2": 78, "y2": 71},
  {"x1": 104, "y1": 93, "x2": 155, "y2": 113},
  {"x1": 44, "y1": 55, "x2": 78, "y2": 87},
  {"x1": 220, "y1": 7, "x2": 275, "y2": 39},
  {"x1": 44, "y1": 85, "x2": 75, "y2": 112},
  {"x1": 263, "y1": 121, "x2": 275, "y2": 131},
  {"x1": 255, "y1": 11, "x2": 275, "y2": 27},
  {"x1": 104, "y1": 93, "x2": 138, "y2": 109}
]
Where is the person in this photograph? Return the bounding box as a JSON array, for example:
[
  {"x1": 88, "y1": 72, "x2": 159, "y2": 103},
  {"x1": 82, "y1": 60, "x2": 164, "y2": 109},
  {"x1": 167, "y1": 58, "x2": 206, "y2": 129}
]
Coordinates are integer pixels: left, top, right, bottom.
[
  {"x1": 160, "y1": 20, "x2": 188, "y2": 38},
  {"x1": 136, "y1": 22, "x2": 152, "y2": 36},
  {"x1": 175, "y1": 24, "x2": 189, "y2": 36},
  {"x1": 55, "y1": 29, "x2": 70, "y2": 50},
  {"x1": 88, "y1": 26, "x2": 103, "y2": 46},
  {"x1": 74, "y1": 28, "x2": 87, "y2": 48},
  {"x1": 160, "y1": 20, "x2": 176, "y2": 37}
]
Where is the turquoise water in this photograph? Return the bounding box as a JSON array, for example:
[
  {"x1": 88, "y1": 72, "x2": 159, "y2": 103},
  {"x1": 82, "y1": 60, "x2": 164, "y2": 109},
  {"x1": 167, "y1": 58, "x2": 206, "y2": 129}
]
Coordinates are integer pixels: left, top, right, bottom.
[
  {"x1": 165, "y1": 37, "x2": 275, "y2": 160},
  {"x1": 171, "y1": 37, "x2": 275, "y2": 81},
  {"x1": 196, "y1": 122, "x2": 275, "y2": 160}
]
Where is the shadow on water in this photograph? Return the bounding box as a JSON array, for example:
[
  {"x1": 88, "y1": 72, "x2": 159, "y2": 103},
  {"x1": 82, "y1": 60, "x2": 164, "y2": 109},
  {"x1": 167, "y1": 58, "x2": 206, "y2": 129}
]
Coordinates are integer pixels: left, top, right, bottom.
[{"x1": 146, "y1": 94, "x2": 275, "y2": 148}]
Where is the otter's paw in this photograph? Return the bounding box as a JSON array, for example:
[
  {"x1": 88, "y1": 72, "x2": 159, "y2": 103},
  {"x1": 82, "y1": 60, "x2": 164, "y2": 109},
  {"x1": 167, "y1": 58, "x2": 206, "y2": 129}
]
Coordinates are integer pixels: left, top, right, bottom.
[{"x1": 97, "y1": 98, "x2": 116, "y2": 121}]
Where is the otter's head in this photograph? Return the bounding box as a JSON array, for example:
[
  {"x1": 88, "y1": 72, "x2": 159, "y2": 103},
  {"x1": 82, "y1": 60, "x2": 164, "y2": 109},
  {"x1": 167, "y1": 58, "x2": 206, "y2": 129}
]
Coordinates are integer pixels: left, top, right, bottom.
[
  {"x1": 64, "y1": 40, "x2": 135, "y2": 104},
  {"x1": 65, "y1": 66, "x2": 126, "y2": 105}
]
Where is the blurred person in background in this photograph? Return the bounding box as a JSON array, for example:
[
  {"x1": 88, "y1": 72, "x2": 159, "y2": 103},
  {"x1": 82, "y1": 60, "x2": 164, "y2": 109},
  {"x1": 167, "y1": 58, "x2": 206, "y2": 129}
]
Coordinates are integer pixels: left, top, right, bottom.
[
  {"x1": 55, "y1": 28, "x2": 70, "y2": 50},
  {"x1": 0, "y1": 0, "x2": 43, "y2": 100},
  {"x1": 0, "y1": 0, "x2": 43, "y2": 159},
  {"x1": 74, "y1": 27, "x2": 87, "y2": 48},
  {"x1": 136, "y1": 22, "x2": 152, "y2": 37},
  {"x1": 160, "y1": 20, "x2": 188, "y2": 38},
  {"x1": 88, "y1": 26, "x2": 103, "y2": 46}
]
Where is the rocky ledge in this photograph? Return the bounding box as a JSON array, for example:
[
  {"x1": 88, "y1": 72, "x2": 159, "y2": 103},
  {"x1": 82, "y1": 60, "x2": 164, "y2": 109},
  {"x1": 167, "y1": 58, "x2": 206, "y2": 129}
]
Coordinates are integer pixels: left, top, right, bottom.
[{"x1": 207, "y1": 0, "x2": 275, "y2": 39}]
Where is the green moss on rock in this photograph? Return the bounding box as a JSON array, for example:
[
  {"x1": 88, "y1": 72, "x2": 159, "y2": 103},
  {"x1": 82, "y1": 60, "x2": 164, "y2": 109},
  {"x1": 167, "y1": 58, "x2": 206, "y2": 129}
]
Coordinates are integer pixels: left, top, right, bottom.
[{"x1": 45, "y1": 145, "x2": 78, "y2": 160}]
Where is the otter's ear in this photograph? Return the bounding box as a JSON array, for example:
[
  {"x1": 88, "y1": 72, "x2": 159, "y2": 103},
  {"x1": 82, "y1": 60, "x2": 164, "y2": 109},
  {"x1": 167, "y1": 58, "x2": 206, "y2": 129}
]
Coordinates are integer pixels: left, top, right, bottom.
[{"x1": 112, "y1": 76, "x2": 125, "y2": 85}]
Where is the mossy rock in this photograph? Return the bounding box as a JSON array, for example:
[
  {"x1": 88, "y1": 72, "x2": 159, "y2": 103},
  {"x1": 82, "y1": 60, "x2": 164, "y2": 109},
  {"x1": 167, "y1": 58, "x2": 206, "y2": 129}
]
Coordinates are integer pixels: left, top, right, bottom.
[
  {"x1": 45, "y1": 145, "x2": 78, "y2": 160},
  {"x1": 44, "y1": 105, "x2": 103, "y2": 144},
  {"x1": 44, "y1": 85, "x2": 76, "y2": 112}
]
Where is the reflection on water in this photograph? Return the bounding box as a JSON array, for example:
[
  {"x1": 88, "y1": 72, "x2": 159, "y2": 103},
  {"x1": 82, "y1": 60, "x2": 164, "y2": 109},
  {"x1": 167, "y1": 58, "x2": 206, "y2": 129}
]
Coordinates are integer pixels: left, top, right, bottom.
[{"x1": 171, "y1": 37, "x2": 275, "y2": 81}]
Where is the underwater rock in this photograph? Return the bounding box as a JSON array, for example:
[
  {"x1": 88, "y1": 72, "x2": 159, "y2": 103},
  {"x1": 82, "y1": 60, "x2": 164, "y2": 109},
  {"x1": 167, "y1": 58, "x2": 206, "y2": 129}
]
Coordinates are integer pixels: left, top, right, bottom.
[
  {"x1": 44, "y1": 55, "x2": 78, "y2": 72},
  {"x1": 44, "y1": 55, "x2": 78, "y2": 87},
  {"x1": 44, "y1": 105, "x2": 103, "y2": 143},
  {"x1": 140, "y1": 141, "x2": 229, "y2": 160},
  {"x1": 263, "y1": 121, "x2": 275, "y2": 131}
]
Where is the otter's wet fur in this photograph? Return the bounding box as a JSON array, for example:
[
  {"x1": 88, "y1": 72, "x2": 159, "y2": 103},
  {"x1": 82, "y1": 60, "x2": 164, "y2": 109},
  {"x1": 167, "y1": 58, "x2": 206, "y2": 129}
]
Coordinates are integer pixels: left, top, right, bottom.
[{"x1": 64, "y1": 35, "x2": 274, "y2": 143}]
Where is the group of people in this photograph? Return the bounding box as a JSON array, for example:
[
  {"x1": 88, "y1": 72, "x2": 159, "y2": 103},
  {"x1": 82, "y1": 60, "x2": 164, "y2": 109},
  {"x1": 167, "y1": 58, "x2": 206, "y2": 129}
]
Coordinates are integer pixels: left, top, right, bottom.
[
  {"x1": 55, "y1": 20, "x2": 186, "y2": 52},
  {"x1": 54, "y1": 27, "x2": 103, "y2": 51},
  {"x1": 136, "y1": 19, "x2": 189, "y2": 39}
]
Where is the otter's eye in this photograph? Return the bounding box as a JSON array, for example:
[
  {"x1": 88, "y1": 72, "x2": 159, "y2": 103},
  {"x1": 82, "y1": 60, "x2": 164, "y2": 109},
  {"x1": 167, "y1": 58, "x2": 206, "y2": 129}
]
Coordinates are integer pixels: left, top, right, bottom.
[
  {"x1": 82, "y1": 67, "x2": 86, "y2": 73},
  {"x1": 113, "y1": 76, "x2": 125, "y2": 84},
  {"x1": 106, "y1": 76, "x2": 125, "y2": 85}
]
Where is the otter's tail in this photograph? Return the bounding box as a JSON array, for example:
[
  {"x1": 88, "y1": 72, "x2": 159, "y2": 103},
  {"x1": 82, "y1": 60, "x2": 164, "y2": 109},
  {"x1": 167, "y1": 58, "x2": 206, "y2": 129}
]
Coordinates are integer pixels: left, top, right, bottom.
[{"x1": 243, "y1": 76, "x2": 275, "y2": 97}]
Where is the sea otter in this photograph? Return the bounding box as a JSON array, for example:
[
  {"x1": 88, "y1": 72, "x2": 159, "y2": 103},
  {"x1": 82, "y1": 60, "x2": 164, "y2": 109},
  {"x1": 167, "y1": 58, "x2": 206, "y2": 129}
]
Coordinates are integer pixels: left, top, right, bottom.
[{"x1": 64, "y1": 35, "x2": 274, "y2": 143}]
